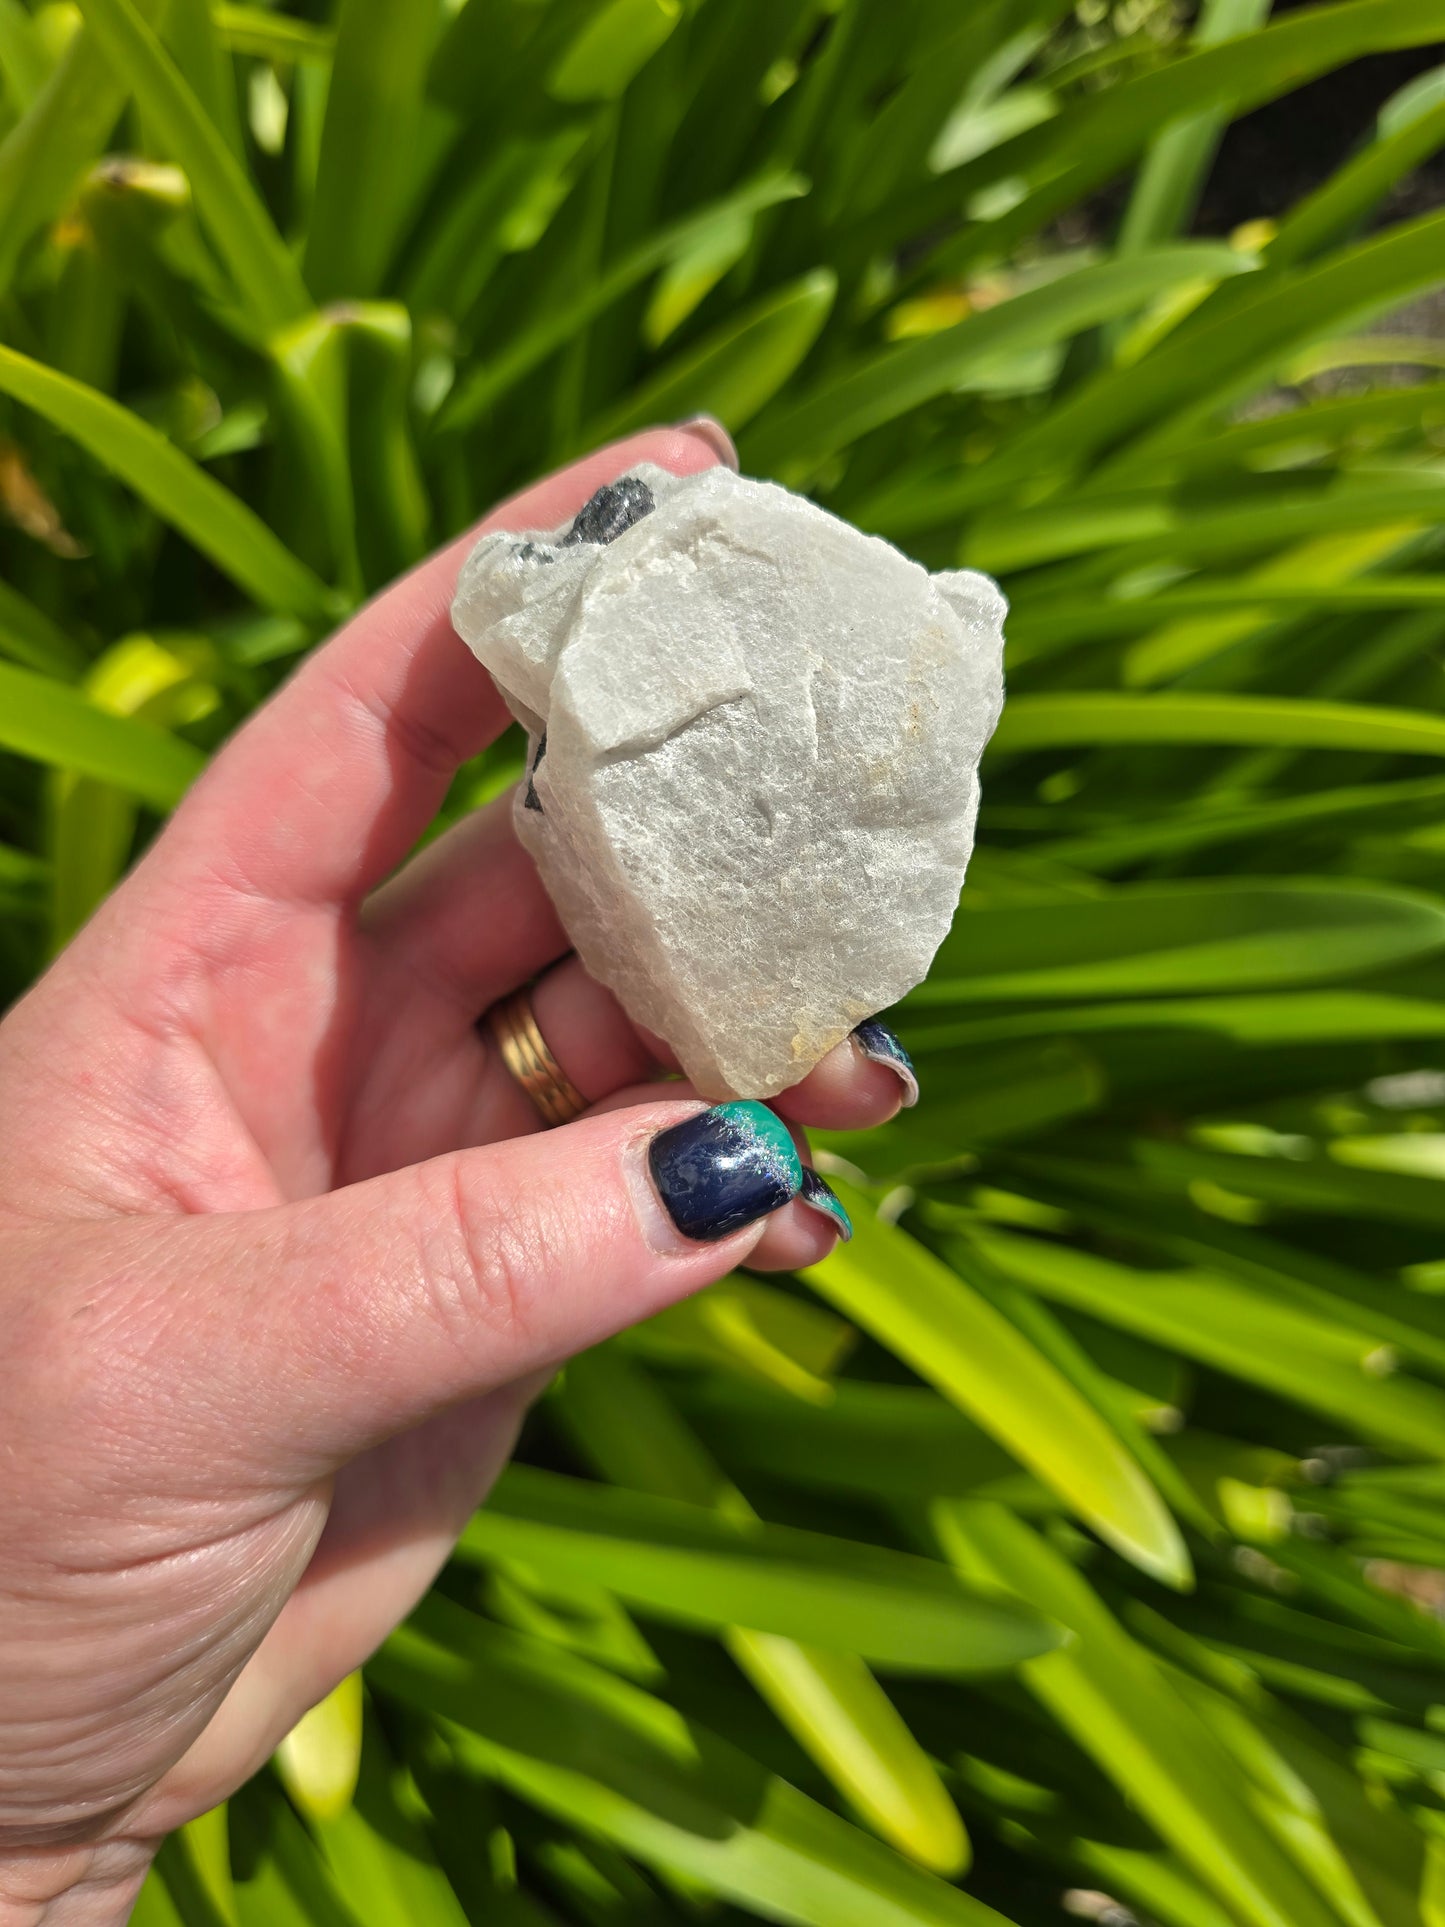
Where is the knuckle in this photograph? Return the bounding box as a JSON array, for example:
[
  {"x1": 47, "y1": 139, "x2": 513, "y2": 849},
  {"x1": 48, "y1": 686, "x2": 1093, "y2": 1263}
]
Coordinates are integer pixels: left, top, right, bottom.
[
  {"x1": 337, "y1": 663, "x2": 465, "y2": 784},
  {"x1": 421, "y1": 1157, "x2": 554, "y2": 1356}
]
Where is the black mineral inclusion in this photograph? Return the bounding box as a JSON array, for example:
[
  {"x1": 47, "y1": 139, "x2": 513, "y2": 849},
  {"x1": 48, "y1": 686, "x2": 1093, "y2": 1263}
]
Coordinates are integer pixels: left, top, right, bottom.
[
  {"x1": 523, "y1": 728, "x2": 547, "y2": 813},
  {"x1": 562, "y1": 475, "x2": 655, "y2": 546}
]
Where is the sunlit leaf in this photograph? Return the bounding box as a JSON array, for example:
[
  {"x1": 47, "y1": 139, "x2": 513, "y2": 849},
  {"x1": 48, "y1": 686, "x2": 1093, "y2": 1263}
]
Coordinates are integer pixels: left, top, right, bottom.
[
  {"x1": 0, "y1": 659, "x2": 203, "y2": 807},
  {"x1": 77, "y1": 0, "x2": 312, "y2": 332},
  {"x1": 457, "y1": 1463, "x2": 1062, "y2": 1674},
  {"x1": 802, "y1": 1182, "x2": 1190, "y2": 1587},
  {"x1": 374, "y1": 1599, "x2": 1013, "y2": 1927}
]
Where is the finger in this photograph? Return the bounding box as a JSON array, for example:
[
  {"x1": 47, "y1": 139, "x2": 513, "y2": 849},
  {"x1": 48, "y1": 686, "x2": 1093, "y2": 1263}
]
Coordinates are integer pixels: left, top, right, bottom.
[
  {"x1": 771, "y1": 1022, "x2": 919, "y2": 1130},
  {"x1": 367, "y1": 796, "x2": 916, "y2": 1140},
  {"x1": 391, "y1": 951, "x2": 907, "y2": 1175},
  {"x1": 147, "y1": 1096, "x2": 816, "y2": 1476},
  {"x1": 341, "y1": 948, "x2": 665, "y2": 1184},
  {"x1": 364, "y1": 788, "x2": 571, "y2": 1014},
  {"x1": 476, "y1": 975, "x2": 918, "y2": 1146},
  {"x1": 158, "y1": 426, "x2": 731, "y2": 912},
  {"x1": 583, "y1": 1080, "x2": 849, "y2": 1269}
]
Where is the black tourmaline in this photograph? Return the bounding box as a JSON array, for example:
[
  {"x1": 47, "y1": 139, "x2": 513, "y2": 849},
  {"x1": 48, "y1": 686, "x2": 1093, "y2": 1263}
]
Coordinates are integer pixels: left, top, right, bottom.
[
  {"x1": 563, "y1": 475, "x2": 656, "y2": 546},
  {"x1": 523, "y1": 729, "x2": 547, "y2": 812}
]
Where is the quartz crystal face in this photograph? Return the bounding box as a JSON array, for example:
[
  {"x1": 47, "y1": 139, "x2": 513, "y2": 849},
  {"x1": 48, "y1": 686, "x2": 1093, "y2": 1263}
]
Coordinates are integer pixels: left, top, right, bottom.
[{"x1": 451, "y1": 462, "x2": 1006, "y2": 1100}]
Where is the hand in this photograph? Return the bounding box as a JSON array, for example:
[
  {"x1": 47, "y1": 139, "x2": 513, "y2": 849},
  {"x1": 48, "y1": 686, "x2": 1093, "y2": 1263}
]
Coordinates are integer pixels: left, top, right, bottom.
[{"x1": 0, "y1": 427, "x2": 914, "y2": 1925}]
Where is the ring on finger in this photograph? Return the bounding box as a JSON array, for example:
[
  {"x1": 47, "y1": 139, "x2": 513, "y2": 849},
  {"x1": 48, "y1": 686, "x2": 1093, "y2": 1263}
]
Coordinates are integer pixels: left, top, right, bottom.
[{"x1": 484, "y1": 984, "x2": 589, "y2": 1128}]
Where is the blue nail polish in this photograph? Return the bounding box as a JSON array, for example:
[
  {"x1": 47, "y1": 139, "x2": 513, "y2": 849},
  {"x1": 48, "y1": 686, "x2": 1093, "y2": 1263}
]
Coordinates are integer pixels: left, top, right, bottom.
[
  {"x1": 853, "y1": 1020, "x2": 919, "y2": 1108},
  {"x1": 649, "y1": 1100, "x2": 803, "y2": 1242},
  {"x1": 800, "y1": 1168, "x2": 853, "y2": 1244}
]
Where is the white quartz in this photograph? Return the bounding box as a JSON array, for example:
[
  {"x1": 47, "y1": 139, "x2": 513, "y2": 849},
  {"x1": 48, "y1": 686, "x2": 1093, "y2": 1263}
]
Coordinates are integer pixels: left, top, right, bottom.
[{"x1": 452, "y1": 462, "x2": 1006, "y2": 1100}]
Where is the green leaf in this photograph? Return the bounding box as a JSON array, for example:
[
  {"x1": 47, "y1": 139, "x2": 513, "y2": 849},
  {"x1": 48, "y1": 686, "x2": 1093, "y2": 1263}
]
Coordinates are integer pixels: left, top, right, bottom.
[
  {"x1": 1011, "y1": 574, "x2": 1445, "y2": 656},
  {"x1": 156, "y1": 0, "x2": 243, "y2": 159},
  {"x1": 304, "y1": 0, "x2": 444, "y2": 302},
  {"x1": 0, "y1": 26, "x2": 127, "y2": 296},
  {"x1": 588, "y1": 266, "x2": 836, "y2": 443},
  {"x1": 214, "y1": 5, "x2": 333, "y2": 65},
  {"x1": 230, "y1": 1771, "x2": 363, "y2": 1927},
  {"x1": 346, "y1": 303, "x2": 431, "y2": 586},
  {"x1": 1115, "y1": 0, "x2": 1274, "y2": 253},
  {"x1": 972, "y1": 473, "x2": 1445, "y2": 575},
  {"x1": 307, "y1": 1701, "x2": 472, "y2": 1927},
  {"x1": 802, "y1": 1181, "x2": 1190, "y2": 1587},
  {"x1": 913, "y1": 881, "x2": 1445, "y2": 1003},
  {"x1": 48, "y1": 633, "x2": 219, "y2": 947},
  {"x1": 970, "y1": 1223, "x2": 1445, "y2": 1457},
  {"x1": 822, "y1": 1039, "x2": 1105, "y2": 1175},
  {"x1": 77, "y1": 0, "x2": 311, "y2": 334},
  {"x1": 1267, "y1": 75, "x2": 1445, "y2": 268},
  {"x1": 0, "y1": 660, "x2": 203, "y2": 808},
  {"x1": 373, "y1": 1599, "x2": 1014, "y2": 1927},
  {"x1": 178, "y1": 1805, "x2": 235, "y2": 1927},
  {"x1": 935, "y1": 1503, "x2": 1351, "y2": 1927},
  {"x1": 903, "y1": 989, "x2": 1445, "y2": 1055},
  {"x1": 274, "y1": 1672, "x2": 364, "y2": 1823},
  {"x1": 0, "y1": 0, "x2": 51, "y2": 112},
  {"x1": 143, "y1": 1829, "x2": 233, "y2": 1927},
  {"x1": 546, "y1": 0, "x2": 681, "y2": 105},
  {"x1": 441, "y1": 171, "x2": 807, "y2": 431},
  {"x1": 622, "y1": 1275, "x2": 854, "y2": 1402},
  {"x1": 980, "y1": 207, "x2": 1445, "y2": 491},
  {"x1": 903, "y1": 0, "x2": 1445, "y2": 284},
  {"x1": 742, "y1": 244, "x2": 1255, "y2": 472},
  {"x1": 673, "y1": 1378, "x2": 1021, "y2": 1504},
  {"x1": 992, "y1": 691, "x2": 1445, "y2": 760},
  {"x1": 1138, "y1": 1138, "x2": 1445, "y2": 1233},
  {"x1": 863, "y1": 395, "x2": 1445, "y2": 542},
  {"x1": 0, "y1": 346, "x2": 338, "y2": 619},
  {"x1": 644, "y1": 206, "x2": 754, "y2": 345},
  {"x1": 457, "y1": 1463, "x2": 1060, "y2": 1675},
  {"x1": 268, "y1": 307, "x2": 361, "y2": 596},
  {"x1": 558, "y1": 1349, "x2": 969, "y2": 1875},
  {"x1": 1031, "y1": 770, "x2": 1445, "y2": 873},
  {"x1": 0, "y1": 577, "x2": 86, "y2": 676}
]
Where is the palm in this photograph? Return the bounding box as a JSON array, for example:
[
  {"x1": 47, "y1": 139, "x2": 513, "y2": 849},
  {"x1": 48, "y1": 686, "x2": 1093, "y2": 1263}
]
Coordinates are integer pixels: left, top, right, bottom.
[
  {"x1": 0, "y1": 804, "x2": 552, "y2": 1827},
  {"x1": 0, "y1": 495, "x2": 583, "y2": 1825}
]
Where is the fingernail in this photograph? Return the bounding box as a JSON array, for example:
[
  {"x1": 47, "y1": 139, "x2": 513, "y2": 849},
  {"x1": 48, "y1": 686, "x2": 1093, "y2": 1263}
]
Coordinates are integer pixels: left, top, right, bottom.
[
  {"x1": 800, "y1": 1167, "x2": 853, "y2": 1244},
  {"x1": 648, "y1": 1100, "x2": 801, "y2": 1242},
  {"x1": 853, "y1": 1020, "x2": 919, "y2": 1108},
  {"x1": 676, "y1": 414, "x2": 740, "y2": 472}
]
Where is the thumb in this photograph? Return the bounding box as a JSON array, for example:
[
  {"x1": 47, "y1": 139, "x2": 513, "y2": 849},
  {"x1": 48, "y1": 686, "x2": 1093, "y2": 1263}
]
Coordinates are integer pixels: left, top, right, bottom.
[{"x1": 155, "y1": 1097, "x2": 809, "y2": 1473}]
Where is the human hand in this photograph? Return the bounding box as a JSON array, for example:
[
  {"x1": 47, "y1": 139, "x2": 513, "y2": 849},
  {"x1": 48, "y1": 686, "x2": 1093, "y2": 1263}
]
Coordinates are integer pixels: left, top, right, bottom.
[{"x1": 0, "y1": 426, "x2": 916, "y2": 1924}]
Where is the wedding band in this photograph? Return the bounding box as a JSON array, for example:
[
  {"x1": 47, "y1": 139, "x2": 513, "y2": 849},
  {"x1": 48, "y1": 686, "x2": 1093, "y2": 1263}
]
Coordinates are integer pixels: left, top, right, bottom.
[{"x1": 486, "y1": 987, "x2": 588, "y2": 1127}]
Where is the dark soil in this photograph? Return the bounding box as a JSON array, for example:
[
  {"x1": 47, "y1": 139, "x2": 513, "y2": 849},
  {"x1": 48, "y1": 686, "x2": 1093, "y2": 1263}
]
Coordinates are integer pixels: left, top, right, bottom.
[{"x1": 1198, "y1": 15, "x2": 1445, "y2": 230}]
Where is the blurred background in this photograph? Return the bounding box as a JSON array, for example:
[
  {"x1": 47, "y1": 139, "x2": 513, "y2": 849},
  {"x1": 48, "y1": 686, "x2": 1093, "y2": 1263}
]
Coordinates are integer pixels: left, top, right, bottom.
[{"x1": 6, "y1": 2, "x2": 1445, "y2": 1923}]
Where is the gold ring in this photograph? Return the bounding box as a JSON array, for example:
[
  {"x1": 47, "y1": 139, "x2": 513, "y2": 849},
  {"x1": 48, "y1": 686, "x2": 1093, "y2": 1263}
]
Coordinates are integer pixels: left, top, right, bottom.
[{"x1": 486, "y1": 987, "x2": 588, "y2": 1128}]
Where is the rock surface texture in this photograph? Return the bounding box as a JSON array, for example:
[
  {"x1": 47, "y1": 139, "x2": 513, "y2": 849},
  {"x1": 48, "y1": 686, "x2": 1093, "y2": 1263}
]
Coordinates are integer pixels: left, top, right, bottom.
[{"x1": 451, "y1": 463, "x2": 1006, "y2": 1100}]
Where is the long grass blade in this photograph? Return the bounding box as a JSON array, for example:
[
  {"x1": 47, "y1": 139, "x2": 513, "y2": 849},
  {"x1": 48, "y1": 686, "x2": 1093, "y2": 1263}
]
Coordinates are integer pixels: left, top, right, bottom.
[
  {"x1": 0, "y1": 660, "x2": 202, "y2": 808},
  {"x1": 0, "y1": 346, "x2": 338, "y2": 619},
  {"x1": 77, "y1": 0, "x2": 311, "y2": 333}
]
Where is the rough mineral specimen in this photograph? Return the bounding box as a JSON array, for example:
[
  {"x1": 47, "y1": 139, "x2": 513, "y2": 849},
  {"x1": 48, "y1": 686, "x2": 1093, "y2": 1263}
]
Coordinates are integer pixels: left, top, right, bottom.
[{"x1": 451, "y1": 462, "x2": 1006, "y2": 1101}]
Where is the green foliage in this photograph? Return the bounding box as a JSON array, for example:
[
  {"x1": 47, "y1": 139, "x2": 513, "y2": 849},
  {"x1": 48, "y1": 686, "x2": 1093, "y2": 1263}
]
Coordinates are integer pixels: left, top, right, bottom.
[{"x1": 5, "y1": 0, "x2": 1445, "y2": 1919}]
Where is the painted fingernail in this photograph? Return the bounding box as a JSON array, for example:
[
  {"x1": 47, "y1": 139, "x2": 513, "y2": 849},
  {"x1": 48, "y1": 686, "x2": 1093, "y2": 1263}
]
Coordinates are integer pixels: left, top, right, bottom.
[
  {"x1": 853, "y1": 1020, "x2": 919, "y2": 1108},
  {"x1": 648, "y1": 1100, "x2": 802, "y2": 1242},
  {"x1": 676, "y1": 414, "x2": 740, "y2": 471},
  {"x1": 800, "y1": 1167, "x2": 853, "y2": 1244}
]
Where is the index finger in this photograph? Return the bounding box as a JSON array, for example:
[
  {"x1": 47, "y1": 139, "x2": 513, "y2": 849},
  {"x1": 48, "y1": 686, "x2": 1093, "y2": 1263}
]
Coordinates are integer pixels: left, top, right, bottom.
[{"x1": 163, "y1": 425, "x2": 733, "y2": 910}]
